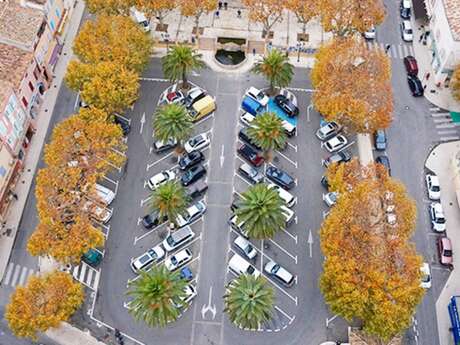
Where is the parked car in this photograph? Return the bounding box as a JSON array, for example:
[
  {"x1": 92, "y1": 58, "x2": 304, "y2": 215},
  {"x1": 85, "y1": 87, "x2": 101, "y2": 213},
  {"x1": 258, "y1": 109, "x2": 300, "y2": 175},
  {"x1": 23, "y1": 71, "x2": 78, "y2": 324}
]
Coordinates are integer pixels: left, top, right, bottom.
[
  {"x1": 233, "y1": 236, "x2": 257, "y2": 260},
  {"x1": 162, "y1": 226, "x2": 195, "y2": 252},
  {"x1": 400, "y1": 0, "x2": 411, "y2": 19},
  {"x1": 147, "y1": 169, "x2": 176, "y2": 190},
  {"x1": 228, "y1": 253, "x2": 260, "y2": 278},
  {"x1": 323, "y1": 192, "x2": 338, "y2": 207},
  {"x1": 131, "y1": 246, "x2": 165, "y2": 273},
  {"x1": 229, "y1": 214, "x2": 249, "y2": 238},
  {"x1": 184, "y1": 133, "x2": 211, "y2": 153},
  {"x1": 420, "y1": 263, "x2": 432, "y2": 289},
  {"x1": 179, "y1": 151, "x2": 204, "y2": 170},
  {"x1": 240, "y1": 112, "x2": 255, "y2": 127},
  {"x1": 164, "y1": 91, "x2": 185, "y2": 105},
  {"x1": 153, "y1": 138, "x2": 177, "y2": 153},
  {"x1": 83, "y1": 201, "x2": 112, "y2": 224},
  {"x1": 282, "y1": 120, "x2": 296, "y2": 137},
  {"x1": 237, "y1": 144, "x2": 264, "y2": 167},
  {"x1": 245, "y1": 86, "x2": 269, "y2": 107},
  {"x1": 407, "y1": 75, "x2": 424, "y2": 97},
  {"x1": 437, "y1": 236, "x2": 453, "y2": 267},
  {"x1": 274, "y1": 94, "x2": 299, "y2": 117},
  {"x1": 364, "y1": 26, "x2": 376, "y2": 40},
  {"x1": 429, "y1": 202, "x2": 446, "y2": 232},
  {"x1": 174, "y1": 200, "x2": 206, "y2": 228},
  {"x1": 426, "y1": 174, "x2": 441, "y2": 200},
  {"x1": 179, "y1": 266, "x2": 193, "y2": 281},
  {"x1": 316, "y1": 121, "x2": 341, "y2": 141},
  {"x1": 185, "y1": 180, "x2": 208, "y2": 199},
  {"x1": 267, "y1": 183, "x2": 295, "y2": 207},
  {"x1": 265, "y1": 166, "x2": 295, "y2": 190},
  {"x1": 241, "y1": 95, "x2": 264, "y2": 116},
  {"x1": 403, "y1": 55, "x2": 419, "y2": 75},
  {"x1": 142, "y1": 209, "x2": 167, "y2": 229},
  {"x1": 82, "y1": 249, "x2": 102, "y2": 267},
  {"x1": 184, "y1": 87, "x2": 206, "y2": 108},
  {"x1": 324, "y1": 135, "x2": 348, "y2": 153},
  {"x1": 173, "y1": 284, "x2": 197, "y2": 308},
  {"x1": 374, "y1": 129, "x2": 387, "y2": 151},
  {"x1": 279, "y1": 88, "x2": 298, "y2": 107},
  {"x1": 188, "y1": 95, "x2": 216, "y2": 122},
  {"x1": 113, "y1": 115, "x2": 131, "y2": 136},
  {"x1": 375, "y1": 155, "x2": 391, "y2": 175},
  {"x1": 264, "y1": 261, "x2": 295, "y2": 287},
  {"x1": 238, "y1": 127, "x2": 262, "y2": 151},
  {"x1": 230, "y1": 193, "x2": 243, "y2": 212},
  {"x1": 400, "y1": 20, "x2": 413, "y2": 42},
  {"x1": 322, "y1": 150, "x2": 352, "y2": 168},
  {"x1": 321, "y1": 175, "x2": 329, "y2": 189},
  {"x1": 94, "y1": 183, "x2": 115, "y2": 205},
  {"x1": 238, "y1": 163, "x2": 264, "y2": 184},
  {"x1": 165, "y1": 248, "x2": 193, "y2": 271},
  {"x1": 181, "y1": 164, "x2": 206, "y2": 186}
]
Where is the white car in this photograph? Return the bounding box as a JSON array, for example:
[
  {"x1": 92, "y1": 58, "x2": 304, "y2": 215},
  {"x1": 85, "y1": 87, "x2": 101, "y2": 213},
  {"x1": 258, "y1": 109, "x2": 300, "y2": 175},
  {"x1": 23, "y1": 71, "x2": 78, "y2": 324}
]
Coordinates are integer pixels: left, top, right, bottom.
[
  {"x1": 184, "y1": 133, "x2": 211, "y2": 153},
  {"x1": 165, "y1": 248, "x2": 193, "y2": 271},
  {"x1": 83, "y1": 201, "x2": 112, "y2": 224},
  {"x1": 153, "y1": 138, "x2": 177, "y2": 153},
  {"x1": 425, "y1": 174, "x2": 441, "y2": 200},
  {"x1": 315, "y1": 121, "x2": 341, "y2": 141},
  {"x1": 174, "y1": 200, "x2": 207, "y2": 228},
  {"x1": 400, "y1": 20, "x2": 413, "y2": 42},
  {"x1": 147, "y1": 169, "x2": 176, "y2": 190},
  {"x1": 429, "y1": 202, "x2": 446, "y2": 232},
  {"x1": 131, "y1": 245, "x2": 165, "y2": 273},
  {"x1": 173, "y1": 284, "x2": 197, "y2": 308},
  {"x1": 268, "y1": 183, "x2": 295, "y2": 208},
  {"x1": 364, "y1": 26, "x2": 376, "y2": 39},
  {"x1": 229, "y1": 214, "x2": 249, "y2": 238},
  {"x1": 264, "y1": 261, "x2": 295, "y2": 287},
  {"x1": 323, "y1": 192, "x2": 338, "y2": 207},
  {"x1": 245, "y1": 87, "x2": 269, "y2": 107},
  {"x1": 233, "y1": 236, "x2": 257, "y2": 260},
  {"x1": 420, "y1": 263, "x2": 432, "y2": 289},
  {"x1": 324, "y1": 135, "x2": 348, "y2": 152},
  {"x1": 240, "y1": 112, "x2": 255, "y2": 127}
]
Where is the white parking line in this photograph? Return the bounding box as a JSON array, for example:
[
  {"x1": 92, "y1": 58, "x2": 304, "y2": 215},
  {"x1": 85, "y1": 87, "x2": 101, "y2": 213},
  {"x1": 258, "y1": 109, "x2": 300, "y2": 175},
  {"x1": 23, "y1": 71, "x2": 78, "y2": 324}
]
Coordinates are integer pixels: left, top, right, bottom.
[
  {"x1": 192, "y1": 113, "x2": 215, "y2": 127},
  {"x1": 133, "y1": 222, "x2": 167, "y2": 245},
  {"x1": 263, "y1": 273, "x2": 298, "y2": 305},
  {"x1": 268, "y1": 238, "x2": 298, "y2": 264},
  {"x1": 274, "y1": 305, "x2": 295, "y2": 322},
  {"x1": 74, "y1": 93, "x2": 80, "y2": 110},
  {"x1": 337, "y1": 140, "x2": 355, "y2": 153},
  {"x1": 102, "y1": 176, "x2": 119, "y2": 194},
  {"x1": 287, "y1": 142, "x2": 297, "y2": 152},
  {"x1": 274, "y1": 150, "x2": 298, "y2": 168},
  {"x1": 146, "y1": 151, "x2": 175, "y2": 171},
  {"x1": 235, "y1": 172, "x2": 252, "y2": 186},
  {"x1": 96, "y1": 155, "x2": 122, "y2": 173},
  {"x1": 114, "y1": 112, "x2": 131, "y2": 124},
  {"x1": 140, "y1": 195, "x2": 153, "y2": 207},
  {"x1": 280, "y1": 227, "x2": 298, "y2": 244}
]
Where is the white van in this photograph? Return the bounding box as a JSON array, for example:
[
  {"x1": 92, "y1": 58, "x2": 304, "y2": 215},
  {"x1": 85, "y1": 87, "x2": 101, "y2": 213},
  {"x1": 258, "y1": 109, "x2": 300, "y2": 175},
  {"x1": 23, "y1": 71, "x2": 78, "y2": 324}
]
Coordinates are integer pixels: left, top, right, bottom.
[
  {"x1": 162, "y1": 226, "x2": 195, "y2": 252},
  {"x1": 95, "y1": 183, "x2": 115, "y2": 205},
  {"x1": 131, "y1": 8, "x2": 150, "y2": 32},
  {"x1": 228, "y1": 253, "x2": 260, "y2": 278}
]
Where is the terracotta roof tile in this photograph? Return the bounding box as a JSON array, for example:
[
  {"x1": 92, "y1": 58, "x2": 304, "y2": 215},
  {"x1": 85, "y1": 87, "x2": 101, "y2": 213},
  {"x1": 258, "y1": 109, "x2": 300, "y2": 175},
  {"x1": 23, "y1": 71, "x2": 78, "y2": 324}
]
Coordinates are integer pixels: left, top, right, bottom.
[
  {"x1": 0, "y1": 43, "x2": 32, "y2": 102},
  {"x1": 443, "y1": 0, "x2": 460, "y2": 41}
]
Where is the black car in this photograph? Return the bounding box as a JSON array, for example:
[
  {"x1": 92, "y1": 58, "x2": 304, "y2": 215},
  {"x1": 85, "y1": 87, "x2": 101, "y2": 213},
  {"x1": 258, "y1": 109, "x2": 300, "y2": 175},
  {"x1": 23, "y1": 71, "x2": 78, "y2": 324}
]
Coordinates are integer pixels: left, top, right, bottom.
[
  {"x1": 376, "y1": 155, "x2": 391, "y2": 176},
  {"x1": 238, "y1": 128, "x2": 262, "y2": 151},
  {"x1": 274, "y1": 94, "x2": 299, "y2": 117},
  {"x1": 181, "y1": 164, "x2": 206, "y2": 186},
  {"x1": 322, "y1": 150, "x2": 352, "y2": 168},
  {"x1": 400, "y1": 2, "x2": 410, "y2": 19},
  {"x1": 179, "y1": 151, "x2": 204, "y2": 170},
  {"x1": 230, "y1": 193, "x2": 244, "y2": 212},
  {"x1": 237, "y1": 144, "x2": 264, "y2": 167},
  {"x1": 114, "y1": 115, "x2": 131, "y2": 136},
  {"x1": 407, "y1": 75, "x2": 424, "y2": 97},
  {"x1": 185, "y1": 180, "x2": 208, "y2": 199},
  {"x1": 265, "y1": 166, "x2": 295, "y2": 190},
  {"x1": 321, "y1": 175, "x2": 329, "y2": 189},
  {"x1": 142, "y1": 210, "x2": 167, "y2": 229}
]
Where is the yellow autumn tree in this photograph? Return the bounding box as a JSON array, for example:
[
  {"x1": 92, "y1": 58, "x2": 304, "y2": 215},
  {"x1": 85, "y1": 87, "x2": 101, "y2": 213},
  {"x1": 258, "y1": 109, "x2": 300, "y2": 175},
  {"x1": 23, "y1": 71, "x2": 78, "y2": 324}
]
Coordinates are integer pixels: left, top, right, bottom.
[
  {"x1": 73, "y1": 15, "x2": 153, "y2": 73},
  {"x1": 451, "y1": 65, "x2": 460, "y2": 102},
  {"x1": 178, "y1": 0, "x2": 217, "y2": 38},
  {"x1": 317, "y1": 0, "x2": 385, "y2": 36},
  {"x1": 285, "y1": 0, "x2": 318, "y2": 34},
  {"x1": 5, "y1": 271, "x2": 84, "y2": 340},
  {"x1": 242, "y1": 0, "x2": 284, "y2": 43},
  {"x1": 66, "y1": 61, "x2": 140, "y2": 115},
  {"x1": 85, "y1": 0, "x2": 135, "y2": 15},
  {"x1": 135, "y1": 0, "x2": 175, "y2": 30},
  {"x1": 320, "y1": 161, "x2": 424, "y2": 342},
  {"x1": 312, "y1": 36, "x2": 393, "y2": 133}
]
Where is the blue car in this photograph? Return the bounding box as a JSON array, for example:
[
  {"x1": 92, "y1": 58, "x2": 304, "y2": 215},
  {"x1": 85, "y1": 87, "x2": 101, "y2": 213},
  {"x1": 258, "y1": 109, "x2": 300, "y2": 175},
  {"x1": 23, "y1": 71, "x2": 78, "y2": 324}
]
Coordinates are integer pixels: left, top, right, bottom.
[{"x1": 374, "y1": 130, "x2": 387, "y2": 151}]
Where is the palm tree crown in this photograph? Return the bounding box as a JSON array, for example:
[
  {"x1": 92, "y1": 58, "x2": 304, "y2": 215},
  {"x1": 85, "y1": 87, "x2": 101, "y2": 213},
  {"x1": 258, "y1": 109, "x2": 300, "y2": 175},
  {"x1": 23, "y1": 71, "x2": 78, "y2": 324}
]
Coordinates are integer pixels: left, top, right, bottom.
[
  {"x1": 247, "y1": 112, "x2": 287, "y2": 155},
  {"x1": 162, "y1": 45, "x2": 205, "y2": 88},
  {"x1": 235, "y1": 183, "x2": 286, "y2": 239},
  {"x1": 224, "y1": 275, "x2": 274, "y2": 329},
  {"x1": 150, "y1": 181, "x2": 190, "y2": 227},
  {"x1": 153, "y1": 103, "x2": 193, "y2": 145},
  {"x1": 252, "y1": 49, "x2": 294, "y2": 94},
  {"x1": 126, "y1": 266, "x2": 187, "y2": 327}
]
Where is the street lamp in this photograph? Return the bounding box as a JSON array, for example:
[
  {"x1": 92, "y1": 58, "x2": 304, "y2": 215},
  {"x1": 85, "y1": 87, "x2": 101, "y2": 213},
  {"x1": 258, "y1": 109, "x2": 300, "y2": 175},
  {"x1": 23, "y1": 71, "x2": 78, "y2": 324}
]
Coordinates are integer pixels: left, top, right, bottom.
[{"x1": 297, "y1": 42, "x2": 301, "y2": 63}]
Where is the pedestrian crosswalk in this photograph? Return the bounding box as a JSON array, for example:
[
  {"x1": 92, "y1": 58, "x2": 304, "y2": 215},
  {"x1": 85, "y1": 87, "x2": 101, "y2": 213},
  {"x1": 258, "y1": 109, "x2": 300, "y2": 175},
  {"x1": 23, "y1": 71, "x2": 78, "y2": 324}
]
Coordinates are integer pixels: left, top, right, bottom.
[
  {"x1": 72, "y1": 262, "x2": 100, "y2": 291},
  {"x1": 366, "y1": 42, "x2": 415, "y2": 59},
  {"x1": 2, "y1": 262, "x2": 35, "y2": 288},
  {"x1": 430, "y1": 107, "x2": 460, "y2": 142}
]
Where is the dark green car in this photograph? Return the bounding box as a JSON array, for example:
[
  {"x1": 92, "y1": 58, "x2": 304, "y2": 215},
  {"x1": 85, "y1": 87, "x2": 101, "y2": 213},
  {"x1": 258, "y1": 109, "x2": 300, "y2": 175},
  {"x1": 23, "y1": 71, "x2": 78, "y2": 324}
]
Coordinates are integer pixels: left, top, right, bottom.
[{"x1": 82, "y1": 249, "x2": 102, "y2": 267}]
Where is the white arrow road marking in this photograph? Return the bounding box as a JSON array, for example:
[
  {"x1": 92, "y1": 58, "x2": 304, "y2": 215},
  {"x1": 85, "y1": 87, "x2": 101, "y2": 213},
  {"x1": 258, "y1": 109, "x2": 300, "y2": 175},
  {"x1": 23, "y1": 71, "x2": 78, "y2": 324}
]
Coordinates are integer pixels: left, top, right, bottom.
[
  {"x1": 140, "y1": 112, "x2": 146, "y2": 134},
  {"x1": 307, "y1": 229, "x2": 313, "y2": 258},
  {"x1": 201, "y1": 285, "x2": 216, "y2": 320},
  {"x1": 220, "y1": 145, "x2": 225, "y2": 167}
]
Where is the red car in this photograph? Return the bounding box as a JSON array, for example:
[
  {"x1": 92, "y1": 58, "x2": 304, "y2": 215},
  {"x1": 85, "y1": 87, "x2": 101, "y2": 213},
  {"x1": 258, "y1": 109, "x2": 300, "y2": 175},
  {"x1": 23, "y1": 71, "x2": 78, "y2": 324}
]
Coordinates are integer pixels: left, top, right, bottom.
[
  {"x1": 437, "y1": 236, "x2": 453, "y2": 268},
  {"x1": 237, "y1": 144, "x2": 264, "y2": 167},
  {"x1": 403, "y1": 56, "x2": 418, "y2": 76}
]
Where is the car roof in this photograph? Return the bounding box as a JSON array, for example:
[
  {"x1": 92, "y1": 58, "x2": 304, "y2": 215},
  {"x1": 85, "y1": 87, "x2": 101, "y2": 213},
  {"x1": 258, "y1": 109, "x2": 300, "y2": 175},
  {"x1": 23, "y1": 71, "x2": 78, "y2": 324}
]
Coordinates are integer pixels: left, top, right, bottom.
[
  {"x1": 441, "y1": 237, "x2": 452, "y2": 248},
  {"x1": 234, "y1": 235, "x2": 250, "y2": 248},
  {"x1": 403, "y1": 20, "x2": 411, "y2": 28},
  {"x1": 429, "y1": 175, "x2": 440, "y2": 185},
  {"x1": 174, "y1": 248, "x2": 192, "y2": 260}
]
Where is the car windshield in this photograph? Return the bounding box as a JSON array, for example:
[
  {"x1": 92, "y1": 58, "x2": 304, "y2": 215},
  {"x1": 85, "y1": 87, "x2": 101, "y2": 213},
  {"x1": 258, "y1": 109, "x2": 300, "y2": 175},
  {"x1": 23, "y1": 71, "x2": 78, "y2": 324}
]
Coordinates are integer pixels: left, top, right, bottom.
[
  {"x1": 421, "y1": 273, "x2": 430, "y2": 283},
  {"x1": 139, "y1": 255, "x2": 150, "y2": 264},
  {"x1": 444, "y1": 250, "x2": 453, "y2": 257},
  {"x1": 432, "y1": 185, "x2": 440, "y2": 191},
  {"x1": 272, "y1": 264, "x2": 280, "y2": 273},
  {"x1": 190, "y1": 136, "x2": 202, "y2": 146},
  {"x1": 247, "y1": 266, "x2": 255, "y2": 274},
  {"x1": 166, "y1": 236, "x2": 175, "y2": 246},
  {"x1": 437, "y1": 217, "x2": 446, "y2": 224},
  {"x1": 171, "y1": 257, "x2": 178, "y2": 265}
]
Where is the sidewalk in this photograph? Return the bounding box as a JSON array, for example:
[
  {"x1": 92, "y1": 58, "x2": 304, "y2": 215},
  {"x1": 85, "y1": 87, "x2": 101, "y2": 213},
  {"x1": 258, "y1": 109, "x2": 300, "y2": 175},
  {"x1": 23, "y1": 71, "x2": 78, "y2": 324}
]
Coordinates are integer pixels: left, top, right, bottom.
[
  {"x1": 425, "y1": 141, "x2": 460, "y2": 345},
  {"x1": 412, "y1": 18, "x2": 460, "y2": 112}
]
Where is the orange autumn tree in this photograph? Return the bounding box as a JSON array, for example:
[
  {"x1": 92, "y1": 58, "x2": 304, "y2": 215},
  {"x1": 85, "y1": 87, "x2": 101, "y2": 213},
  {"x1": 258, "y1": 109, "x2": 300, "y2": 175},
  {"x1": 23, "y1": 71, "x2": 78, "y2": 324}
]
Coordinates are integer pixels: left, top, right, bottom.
[
  {"x1": 317, "y1": 0, "x2": 385, "y2": 36},
  {"x1": 320, "y1": 161, "x2": 424, "y2": 342},
  {"x1": 312, "y1": 36, "x2": 393, "y2": 133},
  {"x1": 451, "y1": 65, "x2": 460, "y2": 102},
  {"x1": 135, "y1": 0, "x2": 175, "y2": 30},
  {"x1": 85, "y1": 0, "x2": 135, "y2": 15},
  {"x1": 6, "y1": 271, "x2": 84, "y2": 340},
  {"x1": 286, "y1": 0, "x2": 318, "y2": 34},
  {"x1": 178, "y1": 0, "x2": 216, "y2": 39},
  {"x1": 242, "y1": 0, "x2": 285, "y2": 43}
]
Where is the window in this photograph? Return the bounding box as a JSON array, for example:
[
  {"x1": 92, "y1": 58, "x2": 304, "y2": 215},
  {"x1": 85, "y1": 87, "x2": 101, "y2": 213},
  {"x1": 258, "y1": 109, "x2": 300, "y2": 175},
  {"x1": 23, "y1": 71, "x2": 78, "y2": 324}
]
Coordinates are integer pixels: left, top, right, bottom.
[
  {"x1": 55, "y1": 8, "x2": 60, "y2": 19},
  {"x1": 0, "y1": 121, "x2": 7, "y2": 137},
  {"x1": 28, "y1": 81, "x2": 34, "y2": 92},
  {"x1": 33, "y1": 70, "x2": 38, "y2": 80},
  {"x1": 50, "y1": 20, "x2": 55, "y2": 31},
  {"x1": 21, "y1": 97, "x2": 28, "y2": 108}
]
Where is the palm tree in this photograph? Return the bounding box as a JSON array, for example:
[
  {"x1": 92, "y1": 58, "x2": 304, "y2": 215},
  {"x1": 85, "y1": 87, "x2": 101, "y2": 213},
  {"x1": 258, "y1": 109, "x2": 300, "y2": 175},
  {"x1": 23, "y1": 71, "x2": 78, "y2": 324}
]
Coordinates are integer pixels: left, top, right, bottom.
[
  {"x1": 126, "y1": 265, "x2": 187, "y2": 327},
  {"x1": 252, "y1": 49, "x2": 294, "y2": 95},
  {"x1": 235, "y1": 183, "x2": 286, "y2": 239},
  {"x1": 224, "y1": 275, "x2": 274, "y2": 329},
  {"x1": 247, "y1": 112, "x2": 287, "y2": 160},
  {"x1": 150, "y1": 181, "x2": 190, "y2": 228},
  {"x1": 162, "y1": 44, "x2": 205, "y2": 89},
  {"x1": 153, "y1": 103, "x2": 193, "y2": 151}
]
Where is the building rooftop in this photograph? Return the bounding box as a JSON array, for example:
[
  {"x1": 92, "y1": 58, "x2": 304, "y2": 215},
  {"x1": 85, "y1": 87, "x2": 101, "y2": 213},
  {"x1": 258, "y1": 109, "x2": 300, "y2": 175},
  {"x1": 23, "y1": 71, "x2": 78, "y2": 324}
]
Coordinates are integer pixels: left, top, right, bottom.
[
  {"x1": 0, "y1": 43, "x2": 32, "y2": 103},
  {"x1": 443, "y1": 0, "x2": 460, "y2": 41},
  {"x1": 0, "y1": 0, "x2": 44, "y2": 51}
]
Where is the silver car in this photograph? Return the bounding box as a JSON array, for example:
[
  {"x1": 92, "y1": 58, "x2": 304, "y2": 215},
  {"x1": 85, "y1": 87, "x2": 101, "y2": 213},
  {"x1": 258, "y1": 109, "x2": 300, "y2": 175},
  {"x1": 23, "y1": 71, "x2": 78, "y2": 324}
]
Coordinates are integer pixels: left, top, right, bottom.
[{"x1": 264, "y1": 261, "x2": 295, "y2": 287}]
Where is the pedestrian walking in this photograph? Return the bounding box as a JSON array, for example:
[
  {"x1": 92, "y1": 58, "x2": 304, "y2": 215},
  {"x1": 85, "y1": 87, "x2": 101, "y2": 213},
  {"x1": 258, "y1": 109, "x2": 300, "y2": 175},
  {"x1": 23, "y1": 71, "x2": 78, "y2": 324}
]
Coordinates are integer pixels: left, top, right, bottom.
[
  {"x1": 419, "y1": 34, "x2": 424, "y2": 42},
  {"x1": 224, "y1": 2, "x2": 228, "y2": 9},
  {"x1": 12, "y1": 193, "x2": 18, "y2": 200},
  {"x1": 237, "y1": 9, "x2": 241, "y2": 18},
  {"x1": 218, "y1": 1, "x2": 222, "y2": 9},
  {"x1": 215, "y1": 10, "x2": 220, "y2": 18},
  {"x1": 385, "y1": 44, "x2": 391, "y2": 52}
]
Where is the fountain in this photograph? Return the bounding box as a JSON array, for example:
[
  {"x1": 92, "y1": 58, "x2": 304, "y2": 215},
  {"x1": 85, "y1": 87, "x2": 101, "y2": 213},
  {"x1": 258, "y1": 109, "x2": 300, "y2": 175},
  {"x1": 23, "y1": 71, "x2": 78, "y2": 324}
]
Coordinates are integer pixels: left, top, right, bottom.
[{"x1": 214, "y1": 37, "x2": 247, "y2": 68}]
